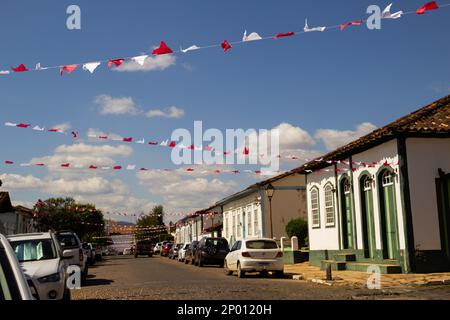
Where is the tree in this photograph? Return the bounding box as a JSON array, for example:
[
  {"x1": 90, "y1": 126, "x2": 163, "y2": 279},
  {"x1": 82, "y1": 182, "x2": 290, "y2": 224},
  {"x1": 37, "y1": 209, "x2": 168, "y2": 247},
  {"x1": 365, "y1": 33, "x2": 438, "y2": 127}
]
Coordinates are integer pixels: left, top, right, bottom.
[
  {"x1": 285, "y1": 219, "x2": 309, "y2": 247},
  {"x1": 34, "y1": 197, "x2": 105, "y2": 241},
  {"x1": 135, "y1": 205, "x2": 167, "y2": 242}
]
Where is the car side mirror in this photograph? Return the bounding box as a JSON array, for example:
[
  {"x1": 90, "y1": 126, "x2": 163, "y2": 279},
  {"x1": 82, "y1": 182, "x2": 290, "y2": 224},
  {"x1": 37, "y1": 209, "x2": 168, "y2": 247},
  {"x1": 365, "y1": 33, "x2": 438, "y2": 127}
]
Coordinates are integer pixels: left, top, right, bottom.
[{"x1": 62, "y1": 250, "x2": 74, "y2": 260}]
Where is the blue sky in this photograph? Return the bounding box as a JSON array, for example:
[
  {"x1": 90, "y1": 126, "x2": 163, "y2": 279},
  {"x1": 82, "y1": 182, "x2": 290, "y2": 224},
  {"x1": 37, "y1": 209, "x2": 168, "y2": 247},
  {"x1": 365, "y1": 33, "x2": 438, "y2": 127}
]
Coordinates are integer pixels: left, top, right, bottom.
[{"x1": 0, "y1": 0, "x2": 449, "y2": 222}]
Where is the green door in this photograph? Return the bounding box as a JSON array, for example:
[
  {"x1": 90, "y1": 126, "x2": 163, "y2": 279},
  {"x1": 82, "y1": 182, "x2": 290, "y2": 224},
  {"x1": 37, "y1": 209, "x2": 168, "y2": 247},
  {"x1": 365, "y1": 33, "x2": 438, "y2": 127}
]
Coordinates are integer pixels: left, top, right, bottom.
[
  {"x1": 341, "y1": 178, "x2": 354, "y2": 249},
  {"x1": 380, "y1": 171, "x2": 399, "y2": 260},
  {"x1": 361, "y1": 177, "x2": 376, "y2": 259},
  {"x1": 436, "y1": 173, "x2": 450, "y2": 263}
]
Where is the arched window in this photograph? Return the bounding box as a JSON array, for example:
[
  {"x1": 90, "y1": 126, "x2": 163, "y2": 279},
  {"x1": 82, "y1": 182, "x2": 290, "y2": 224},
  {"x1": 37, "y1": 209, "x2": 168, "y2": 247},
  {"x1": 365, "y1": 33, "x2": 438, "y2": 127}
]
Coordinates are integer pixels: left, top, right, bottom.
[
  {"x1": 311, "y1": 187, "x2": 320, "y2": 228},
  {"x1": 324, "y1": 184, "x2": 335, "y2": 227},
  {"x1": 343, "y1": 178, "x2": 351, "y2": 194},
  {"x1": 382, "y1": 170, "x2": 394, "y2": 187}
]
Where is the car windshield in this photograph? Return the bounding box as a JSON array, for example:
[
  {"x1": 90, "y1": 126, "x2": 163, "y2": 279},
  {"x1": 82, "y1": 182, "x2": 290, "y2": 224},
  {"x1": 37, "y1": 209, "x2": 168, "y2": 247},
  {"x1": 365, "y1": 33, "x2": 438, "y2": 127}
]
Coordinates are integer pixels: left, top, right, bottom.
[
  {"x1": 57, "y1": 234, "x2": 79, "y2": 249},
  {"x1": 246, "y1": 240, "x2": 278, "y2": 250},
  {"x1": 11, "y1": 239, "x2": 57, "y2": 262},
  {"x1": 205, "y1": 239, "x2": 228, "y2": 249}
]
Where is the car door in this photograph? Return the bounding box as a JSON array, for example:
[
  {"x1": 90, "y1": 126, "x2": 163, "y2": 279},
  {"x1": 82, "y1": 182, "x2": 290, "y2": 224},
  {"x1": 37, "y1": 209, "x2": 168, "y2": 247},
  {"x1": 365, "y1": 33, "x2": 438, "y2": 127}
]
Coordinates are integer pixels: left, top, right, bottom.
[{"x1": 228, "y1": 241, "x2": 241, "y2": 270}]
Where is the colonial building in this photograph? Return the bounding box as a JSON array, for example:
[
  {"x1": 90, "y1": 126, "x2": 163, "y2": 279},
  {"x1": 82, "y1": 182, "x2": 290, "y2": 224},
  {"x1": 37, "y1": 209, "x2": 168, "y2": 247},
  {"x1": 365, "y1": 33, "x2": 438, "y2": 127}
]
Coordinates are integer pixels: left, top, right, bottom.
[
  {"x1": 296, "y1": 95, "x2": 450, "y2": 274},
  {"x1": 219, "y1": 173, "x2": 307, "y2": 246}
]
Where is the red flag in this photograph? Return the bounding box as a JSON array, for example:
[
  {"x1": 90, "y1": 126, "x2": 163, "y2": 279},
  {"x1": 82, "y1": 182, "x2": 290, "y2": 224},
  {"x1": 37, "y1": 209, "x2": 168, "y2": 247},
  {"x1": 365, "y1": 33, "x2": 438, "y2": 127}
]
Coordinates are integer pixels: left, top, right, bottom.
[
  {"x1": 35, "y1": 163, "x2": 45, "y2": 167},
  {"x1": 214, "y1": 170, "x2": 221, "y2": 174},
  {"x1": 60, "y1": 64, "x2": 78, "y2": 76},
  {"x1": 224, "y1": 151, "x2": 232, "y2": 156},
  {"x1": 148, "y1": 142, "x2": 159, "y2": 145},
  {"x1": 113, "y1": 166, "x2": 122, "y2": 170},
  {"x1": 12, "y1": 64, "x2": 29, "y2": 72},
  {"x1": 108, "y1": 58, "x2": 125, "y2": 68},
  {"x1": 169, "y1": 141, "x2": 177, "y2": 148},
  {"x1": 416, "y1": 1, "x2": 439, "y2": 14},
  {"x1": 340, "y1": 21, "x2": 362, "y2": 31},
  {"x1": 232, "y1": 170, "x2": 240, "y2": 174},
  {"x1": 140, "y1": 168, "x2": 149, "y2": 171},
  {"x1": 61, "y1": 163, "x2": 70, "y2": 168},
  {"x1": 255, "y1": 170, "x2": 262, "y2": 174},
  {"x1": 89, "y1": 165, "x2": 98, "y2": 169},
  {"x1": 221, "y1": 40, "x2": 232, "y2": 53},
  {"x1": 243, "y1": 147, "x2": 250, "y2": 156},
  {"x1": 71, "y1": 131, "x2": 78, "y2": 139},
  {"x1": 187, "y1": 145, "x2": 195, "y2": 150},
  {"x1": 204, "y1": 146, "x2": 213, "y2": 152},
  {"x1": 123, "y1": 138, "x2": 133, "y2": 143},
  {"x1": 99, "y1": 136, "x2": 108, "y2": 140},
  {"x1": 152, "y1": 41, "x2": 173, "y2": 55},
  {"x1": 16, "y1": 123, "x2": 31, "y2": 128},
  {"x1": 275, "y1": 32, "x2": 295, "y2": 39},
  {"x1": 48, "y1": 129, "x2": 60, "y2": 133},
  {"x1": 4, "y1": 161, "x2": 14, "y2": 165},
  {"x1": 186, "y1": 168, "x2": 195, "y2": 172}
]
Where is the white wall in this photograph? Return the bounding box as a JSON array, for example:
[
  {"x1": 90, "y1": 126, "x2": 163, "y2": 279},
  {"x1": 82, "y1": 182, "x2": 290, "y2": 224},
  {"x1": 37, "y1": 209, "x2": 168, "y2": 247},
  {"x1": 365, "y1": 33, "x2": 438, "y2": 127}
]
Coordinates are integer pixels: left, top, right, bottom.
[{"x1": 406, "y1": 138, "x2": 450, "y2": 251}]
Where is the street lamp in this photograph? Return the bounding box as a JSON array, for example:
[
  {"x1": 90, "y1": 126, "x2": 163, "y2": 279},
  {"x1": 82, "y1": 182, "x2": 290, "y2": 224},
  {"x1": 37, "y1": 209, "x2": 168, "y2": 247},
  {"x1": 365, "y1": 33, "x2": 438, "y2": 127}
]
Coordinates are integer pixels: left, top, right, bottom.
[{"x1": 266, "y1": 184, "x2": 275, "y2": 239}]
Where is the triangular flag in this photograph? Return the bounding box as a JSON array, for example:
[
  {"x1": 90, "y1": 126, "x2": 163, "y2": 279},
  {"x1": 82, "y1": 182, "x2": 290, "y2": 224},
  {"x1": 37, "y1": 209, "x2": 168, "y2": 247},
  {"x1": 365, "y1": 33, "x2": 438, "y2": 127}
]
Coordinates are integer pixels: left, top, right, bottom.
[
  {"x1": 136, "y1": 139, "x2": 145, "y2": 144},
  {"x1": 132, "y1": 55, "x2": 148, "y2": 66},
  {"x1": 123, "y1": 138, "x2": 133, "y2": 143},
  {"x1": 108, "y1": 58, "x2": 125, "y2": 68},
  {"x1": 340, "y1": 20, "x2": 362, "y2": 31},
  {"x1": 243, "y1": 30, "x2": 262, "y2": 42},
  {"x1": 221, "y1": 40, "x2": 232, "y2": 53},
  {"x1": 12, "y1": 64, "x2": 29, "y2": 72},
  {"x1": 148, "y1": 142, "x2": 159, "y2": 146},
  {"x1": 61, "y1": 163, "x2": 70, "y2": 168},
  {"x1": 304, "y1": 19, "x2": 326, "y2": 32},
  {"x1": 275, "y1": 32, "x2": 295, "y2": 39},
  {"x1": 89, "y1": 165, "x2": 98, "y2": 169},
  {"x1": 35, "y1": 63, "x2": 48, "y2": 71},
  {"x1": 5, "y1": 122, "x2": 17, "y2": 127},
  {"x1": 0, "y1": 70, "x2": 10, "y2": 75},
  {"x1": 32, "y1": 126, "x2": 45, "y2": 131},
  {"x1": 127, "y1": 165, "x2": 136, "y2": 171},
  {"x1": 416, "y1": 1, "x2": 439, "y2": 14},
  {"x1": 4, "y1": 161, "x2": 14, "y2": 165},
  {"x1": 160, "y1": 140, "x2": 168, "y2": 147},
  {"x1": 169, "y1": 141, "x2": 177, "y2": 148},
  {"x1": 60, "y1": 64, "x2": 79, "y2": 76},
  {"x1": 244, "y1": 147, "x2": 250, "y2": 156},
  {"x1": 16, "y1": 123, "x2": 31, "y2": 128},
  {"x1": 83, "y1": 62, "x2": 101, "y2": 74},
  {"x1": 113, "y1": 166, "x2": 122, "y2": 170},
  {"x1": 152, "y1": 41, "x2": 173, "y2": 55},
  {"x1": 382, "y1": 3, "x2": 404, "y2": 19},
  {"x1": 181, "y1": 45, "x2": 200, "y2": 53}
]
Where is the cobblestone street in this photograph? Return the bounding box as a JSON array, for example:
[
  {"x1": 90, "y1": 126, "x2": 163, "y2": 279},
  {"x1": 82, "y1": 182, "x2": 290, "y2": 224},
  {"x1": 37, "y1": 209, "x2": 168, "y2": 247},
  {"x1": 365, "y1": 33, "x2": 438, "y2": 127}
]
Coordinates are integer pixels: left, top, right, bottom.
[{"x1": 72, "y1": 256, "x2": 450, "y2": 300}]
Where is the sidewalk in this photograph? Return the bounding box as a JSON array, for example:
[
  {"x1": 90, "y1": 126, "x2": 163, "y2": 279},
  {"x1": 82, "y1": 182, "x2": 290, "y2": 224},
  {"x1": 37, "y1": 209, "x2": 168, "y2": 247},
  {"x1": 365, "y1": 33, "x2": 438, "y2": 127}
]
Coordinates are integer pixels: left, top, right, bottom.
[{"x1": 284, "y1": 263, "x2": 450, "y2": 289}]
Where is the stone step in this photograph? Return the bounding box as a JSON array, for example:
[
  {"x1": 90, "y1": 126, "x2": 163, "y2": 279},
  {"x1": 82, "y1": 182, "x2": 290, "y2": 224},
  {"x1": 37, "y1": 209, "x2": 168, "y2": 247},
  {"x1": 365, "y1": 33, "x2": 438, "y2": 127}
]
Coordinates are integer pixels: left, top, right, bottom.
[
  {"x1": 346, "y1": 262, "x2": 402, "y2": 274},
  {"x1": 334, "y1": 253, "x2": 356, "y2": 262}
]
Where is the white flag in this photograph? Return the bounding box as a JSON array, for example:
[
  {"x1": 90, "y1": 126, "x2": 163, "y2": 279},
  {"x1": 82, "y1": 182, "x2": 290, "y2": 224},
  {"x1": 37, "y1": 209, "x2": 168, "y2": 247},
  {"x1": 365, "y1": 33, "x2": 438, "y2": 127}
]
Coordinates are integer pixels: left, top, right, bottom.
[
  {"x1": 304, "y1": 19, "x2": 326, "y2": 32},
  {"x1": 83, "y1": 62, "x2": 101, "y2": 74},
  {"x1": 160, "y1": 140, "x2": 168, "y2": 147},
  {"x1": 0, "y1": 70, "x2": 11, "y2": 75},
  {"x1": 132, "y1": 55, "x2": 148, "y2": 66},
  {"x1": 136, "y1": 139, "x2": 145, "y2": 144},
  {"x1": 32, "y1": 126, "x2": 45, "y2": 131},
  {"x1": 74, "y1": 164, "x2": 84, "y2": 169},
  {"x1": 126, "y1": 165, "x2": 136, "y2": 171},
  {"x1": 20, "y1": 163, "x2": 31, "y2": 167},
  {"x1": 243, "y1": 30, "x2": 262, "y2": 42},
  {"x1": 382, "y1": 3, "x2": 403, "y2": 19},
  {"x1": 35, "y1": 63, "x2": 48, "y2": 71},
  {"x1": 181, "y1": 45, "x2": 200, "y2": 53},
  {"x1": 101, "y1": 166, "x2": 111, "y2": 170},
  {"x1": 5, "y1": 122, "x2": 17, "y2": 127}
]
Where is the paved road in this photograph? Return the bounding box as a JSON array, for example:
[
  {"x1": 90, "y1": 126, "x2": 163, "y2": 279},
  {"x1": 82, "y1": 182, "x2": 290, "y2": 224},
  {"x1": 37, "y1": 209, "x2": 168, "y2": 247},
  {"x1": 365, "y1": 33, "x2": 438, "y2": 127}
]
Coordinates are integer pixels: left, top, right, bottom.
[{"x1": 72, "y1": 256, "x2": 450, "y2": 300}]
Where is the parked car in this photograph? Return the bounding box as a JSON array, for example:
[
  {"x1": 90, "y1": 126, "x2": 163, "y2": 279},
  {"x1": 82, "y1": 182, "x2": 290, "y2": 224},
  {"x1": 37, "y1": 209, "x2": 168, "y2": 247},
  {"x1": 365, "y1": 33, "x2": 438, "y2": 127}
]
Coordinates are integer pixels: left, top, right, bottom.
[
  {"x1": 82, "y1": 243, "x2": 96, "y2": 266},
  {"x1": 184, "y1": 241, "x2": 199, "y2": 265},
  {"x1": 195, "y1": 237, "x2": 229, "y2": 267},
  {"x1": 153, "y1": 242, "x2": 162, "y2": 255},
  {"x1": 178, "y1": 243, "x2": 190, "y2": 262},
  {"x1": 169, "y1": 244, "x2": 183, "y2": 260},
  {"x1": 224, "y1": 239, "x2": 284, "y2": 278},
  {"x1": 8, "y1": 232, "x2": 72, "y2": 300},
  {"x1": 0, "y1": 234, "x2": 33, "y2": 301},
  {"x1": 135, "y1": 240, "x2": 153, "y2": 258},
  {"x1": 160, "y1": 242, "x2": 173, "y2": 257},
  {"x1": 93, "y1": 245, "x2": 103, "y2": 262},
  {"x1": 123, "y1": 248, "x2": 132, "y2": 255},
  {"x1": 56, "y1": 231, "x2": 88, "y2": 284}
]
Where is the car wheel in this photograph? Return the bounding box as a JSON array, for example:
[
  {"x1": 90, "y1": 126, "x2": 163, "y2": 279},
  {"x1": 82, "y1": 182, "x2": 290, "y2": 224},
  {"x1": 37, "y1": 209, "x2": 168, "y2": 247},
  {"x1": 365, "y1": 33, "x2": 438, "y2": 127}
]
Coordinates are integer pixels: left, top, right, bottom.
[
  {"x1": 185, "y1": 259, "x2": 189, "y2": 264},
  {"x1": 260, "y1": 271, "x2": 269, "y2": 278},
  {"x1": 237, "y1": 263, "x2": 245, "y2": 278},
  {"x1": 63, "y1": 288, "x2": 71, "y2": 301},
  {"x1": 274, "y1": 270, "x2": 285, "y2": 278},
  {"x1": 224, "y1": 261, "x2": 233, "y2": 276}
]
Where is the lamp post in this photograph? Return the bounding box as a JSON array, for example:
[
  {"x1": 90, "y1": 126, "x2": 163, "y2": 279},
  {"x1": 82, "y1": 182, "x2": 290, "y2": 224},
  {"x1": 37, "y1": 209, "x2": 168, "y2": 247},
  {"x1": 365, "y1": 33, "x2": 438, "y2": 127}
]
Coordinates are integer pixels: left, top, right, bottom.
[{"x1": 266, "y1": 184, "x2": 275, "y2": 239}]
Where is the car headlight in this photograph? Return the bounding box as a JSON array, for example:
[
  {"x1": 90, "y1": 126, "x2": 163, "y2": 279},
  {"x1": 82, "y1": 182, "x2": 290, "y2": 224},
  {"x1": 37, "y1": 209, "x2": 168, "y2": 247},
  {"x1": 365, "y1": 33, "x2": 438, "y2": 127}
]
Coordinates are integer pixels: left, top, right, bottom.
[{"x1": 38, "y1": 273, "x2": 61, "y2": 283}]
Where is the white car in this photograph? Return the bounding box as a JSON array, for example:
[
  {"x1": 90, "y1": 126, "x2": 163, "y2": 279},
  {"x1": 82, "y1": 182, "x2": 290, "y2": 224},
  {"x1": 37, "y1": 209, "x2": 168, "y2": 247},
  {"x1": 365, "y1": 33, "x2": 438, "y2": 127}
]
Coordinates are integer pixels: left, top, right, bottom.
[
  {"x1": 224, "y1": 239, "x2": 284, "y2": 278},
  {"x1": 8, "y1": 232, "x2": 72, "y2": 300},
  {"x1": 0, "y1": 234, "x2": 33, "y2": 300},
  {"x1": 177, "y1": 243, "x2": 190, "y2": 262},
  {"x1": 123, "y1": 248, "x2": 132, "y2": 255},
  {"x1": 153, "y1": 243, "x2": 162, "y2": 254}
]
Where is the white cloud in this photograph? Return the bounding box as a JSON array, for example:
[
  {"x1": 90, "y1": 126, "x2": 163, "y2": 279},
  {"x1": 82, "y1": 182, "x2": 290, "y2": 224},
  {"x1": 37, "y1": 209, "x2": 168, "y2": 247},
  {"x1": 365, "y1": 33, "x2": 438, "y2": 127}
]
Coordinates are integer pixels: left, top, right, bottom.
[
  {"x1": 115, "y1": 54, "x2": 176, "y2": 72},
  {"x1": 0, "y1": 174, "x2": 44, "y2": 190},
  {"x1": 51, "y1": 122, "x2": 72, "y2": 132},
  {"x1": 146, "y1": 106, "x2": 185, "y2": 119},
  {"x1": 54, "y1": 143, "x2": 133, "y2": 158},
  {"x1": 95, "y1": 95, "x2": 139, "y2": 115},
  {"x1": 315, "y1": 122, "x2": 377, "y2": 151}
]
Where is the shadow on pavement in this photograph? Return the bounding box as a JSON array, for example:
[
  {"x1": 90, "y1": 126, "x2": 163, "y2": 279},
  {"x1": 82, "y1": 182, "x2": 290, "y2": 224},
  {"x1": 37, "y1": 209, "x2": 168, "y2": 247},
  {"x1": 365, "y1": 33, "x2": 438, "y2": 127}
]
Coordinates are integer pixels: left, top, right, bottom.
[{"x1": 84, "y1": 278, "x2": 114, "y2": 287}]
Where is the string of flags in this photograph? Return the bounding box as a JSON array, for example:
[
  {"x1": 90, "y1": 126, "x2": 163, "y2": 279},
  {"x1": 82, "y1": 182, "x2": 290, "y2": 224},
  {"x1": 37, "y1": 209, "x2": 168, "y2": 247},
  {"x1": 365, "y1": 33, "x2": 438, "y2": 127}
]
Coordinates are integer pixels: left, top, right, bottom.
[{"x1": 0, "y1": 2, "x2": 447, "y2": 77}]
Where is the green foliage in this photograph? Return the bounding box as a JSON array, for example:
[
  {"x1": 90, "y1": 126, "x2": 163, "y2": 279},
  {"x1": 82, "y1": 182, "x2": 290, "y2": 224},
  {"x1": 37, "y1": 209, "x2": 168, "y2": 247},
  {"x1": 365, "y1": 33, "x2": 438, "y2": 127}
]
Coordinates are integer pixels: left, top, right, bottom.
[
  {"x1": 34, "y1": 197, "x2": 105, "y2": 241},
  {"x1": 136, "y1": 205, "x2": 167, "y2": 242},
  {"x1": 159, "y1": 234, "x2": 174, "y2": 242},
  {"x1": 285, "y1": 218, "x2": 309, "y2": 247}
]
